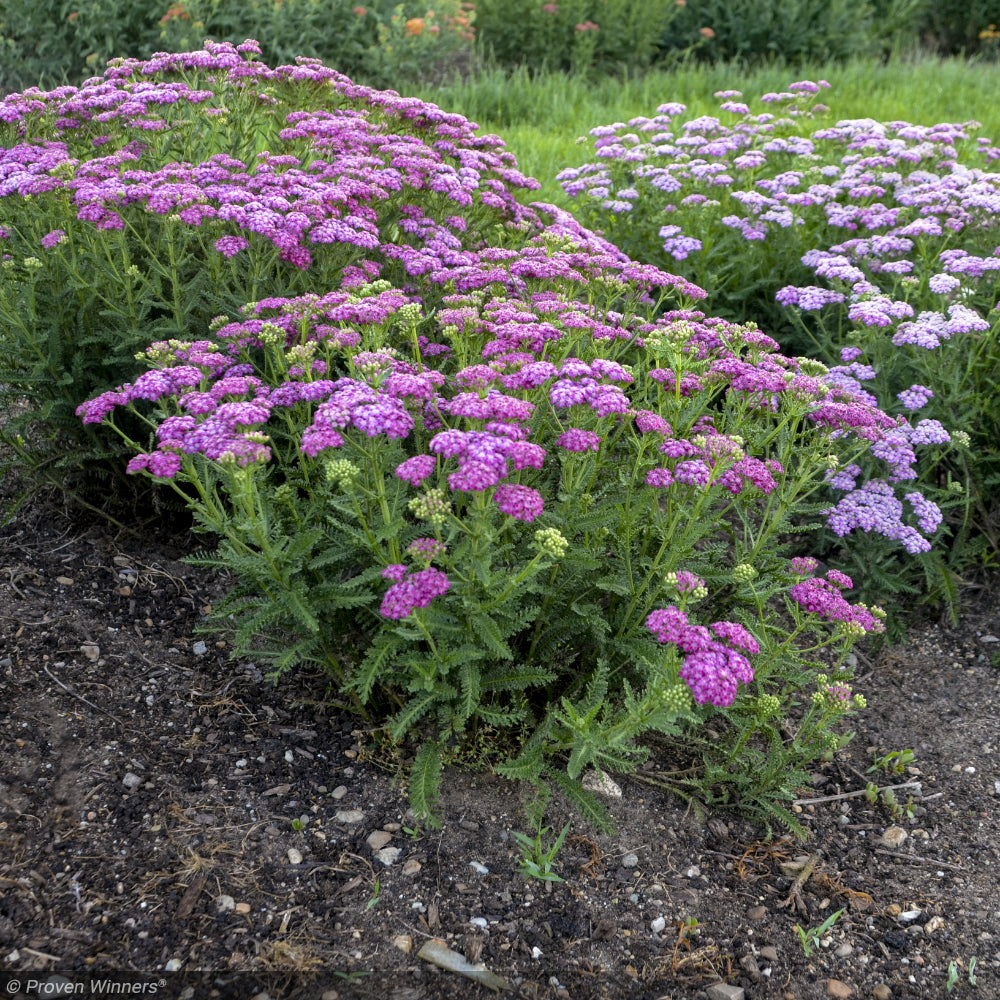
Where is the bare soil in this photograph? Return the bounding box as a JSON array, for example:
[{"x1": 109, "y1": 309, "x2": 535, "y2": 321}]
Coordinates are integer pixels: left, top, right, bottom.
[{"x1": 1, "y1": 489, "x2": 999, "y2": 1000}]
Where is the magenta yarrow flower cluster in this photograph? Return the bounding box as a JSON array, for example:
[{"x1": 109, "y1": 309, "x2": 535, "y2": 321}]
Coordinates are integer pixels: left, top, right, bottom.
[
  {"x1": 380, "y1": 566, "x2": 451, "y2": 620},
  {"x1": 789, "y1": 570, "x2": 885, "y2": 634},
  {"x1": 646, "y1": 605, "x2": 759, "y2": 707}
]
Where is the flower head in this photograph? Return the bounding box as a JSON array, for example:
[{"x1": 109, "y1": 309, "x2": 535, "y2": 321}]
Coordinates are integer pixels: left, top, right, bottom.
[
  {"x1": 493, "y1": 483, "x2": 544, "y2": 521},
  {"x1": 380, "y1": 567, "x2": 450, "y2": 619},
  {"x1": 533, "y1": 527, "x2": 569, "y2": 558}
]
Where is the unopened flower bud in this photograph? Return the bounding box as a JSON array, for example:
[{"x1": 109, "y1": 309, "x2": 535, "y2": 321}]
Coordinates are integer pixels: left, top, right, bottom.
[
  {"x1": 324, "y1": 458, "x2": 360, "y2": 488},
  {"x1": 733, "y1": 563, "x2": 757, "y2": 583},
  {"x1": 533, "y1": 527, "x2": 568, "y2": 558}
]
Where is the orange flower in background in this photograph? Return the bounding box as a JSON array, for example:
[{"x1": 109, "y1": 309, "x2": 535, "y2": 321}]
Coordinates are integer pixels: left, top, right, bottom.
[
  {"x1": 67, "y1": 11, "x2": 80, "y2": 20},
  {"x1": 542, "y1": 3, "x2": 558, "y2": 11},
  {"x1": 405, "y1": 17, "x2": 425, "y2": 35},
  {"x1": 159, "y1": 3, "x2": 190, "y2": 23},
  {"x1": 353, "y1": 5, "x2": 367, "y2": 13},
  {"x1": 699, "y1": 26, "x2": 715, "y2": 39},
  {"x1": 675, "y1": 0, "x2": 686, "y2": 6}
]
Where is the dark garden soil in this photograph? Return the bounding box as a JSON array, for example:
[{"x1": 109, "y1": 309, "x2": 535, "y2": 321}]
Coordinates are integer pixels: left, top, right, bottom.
[{"x1": 1, "y1": 486, "x2": 999, "y2": 1000}]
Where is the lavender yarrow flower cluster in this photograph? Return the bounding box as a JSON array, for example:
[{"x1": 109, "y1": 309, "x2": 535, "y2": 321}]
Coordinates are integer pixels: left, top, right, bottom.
[
  {"x1": 824, "y1": 480, "x2": 940, "y2": 554},
  {"x1": 646, "y1": 605, "x2": 759, "y2": 707}
]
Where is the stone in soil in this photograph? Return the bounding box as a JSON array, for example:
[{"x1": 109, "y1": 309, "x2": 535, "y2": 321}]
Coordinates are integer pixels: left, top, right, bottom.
[{"x1": 826, "y1": 979, "x2": 852, "y2": 998}]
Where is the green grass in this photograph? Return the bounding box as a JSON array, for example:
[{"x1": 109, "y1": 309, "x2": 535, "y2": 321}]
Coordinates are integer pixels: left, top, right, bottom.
[{"x1": 409, "y1": 56, "x2": 1000, "y2": 204}]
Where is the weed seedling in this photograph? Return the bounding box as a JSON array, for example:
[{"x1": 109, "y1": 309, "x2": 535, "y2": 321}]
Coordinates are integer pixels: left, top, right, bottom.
[
  {"x1": 365, "y1": 877, "x2": 380, "y2": 911},
  {"x1": 947, "y1": 960, "x2": 960, "y2": 993},
  {"x1": 869, "y1": 748, "x2": 914, "y2": 776},
  {"x1": 794, "y1": 908, "x2": 844, "y2": 957},
  {"x1": 511, "y1": 820, "x2": 572, "y2": 882}
]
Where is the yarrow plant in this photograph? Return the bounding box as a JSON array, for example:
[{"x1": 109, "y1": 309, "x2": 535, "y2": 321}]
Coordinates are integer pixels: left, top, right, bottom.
[
  {"x1": 55, "y1": 45, "x2": 898, "y2": 831},
  {"x1": 561, "y1": 79, "x2": 1000, "y2": 614}
]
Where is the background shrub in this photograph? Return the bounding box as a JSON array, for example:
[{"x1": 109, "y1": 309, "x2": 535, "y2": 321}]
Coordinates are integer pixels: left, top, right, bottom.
[
  {"x1": 472, "y1": 0, "x2": 682, "y2": 76},
  {"x1": 158, "y1": 0, "x2": 477, "y2": 89},
  {"x1": 919, "y1": 0, "x2": 1000, "y2": 56},
  {"x1": 0, "y1": 0, "x2": 476, "y2": 95},
  {"x1": 656, "y1": 0, "x2": 932, "y2": 66},
  {"x1": 0, "y1": 0, "x2": 164, "y2": 94}
]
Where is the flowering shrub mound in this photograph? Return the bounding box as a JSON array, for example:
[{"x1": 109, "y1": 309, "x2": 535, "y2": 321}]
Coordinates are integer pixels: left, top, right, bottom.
[
  {"x1": 560, "y1": 80, "x2": 998, "y2": 610},
  {"x1": 68, "y1": 49, "x2": 912, "y2": 828},
  {"x1": 0, "y1": 38, "x2": 538, "y2": 499}
]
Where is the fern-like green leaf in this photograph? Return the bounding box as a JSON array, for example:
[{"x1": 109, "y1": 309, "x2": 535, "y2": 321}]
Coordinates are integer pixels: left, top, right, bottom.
[{"x1": 409, "y1": 740, "x2": 444, "y2": 829}]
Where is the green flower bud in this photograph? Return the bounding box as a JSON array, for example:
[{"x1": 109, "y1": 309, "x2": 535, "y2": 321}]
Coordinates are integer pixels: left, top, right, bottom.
[
  {"x1": 324, "y1": 459, "x2": 360, "y2": 488},
  {"x1": 662, "y1": 683, "x2": 692, "y2": 712},
  {"x1": 408, "y1": 488, "x2": 449, "y2": 525},
  {"x1": 733, "y1": 563, "x2": 757, "y2": 583},
  {"x1": 795, "y1": 357, "x2": 830, "y2": 376},
  {"x1": 286, "y1": 342, "x2": 317, "y2": 365},
  {"x1": 533, "y1": 527, "x2": 569, "y2": 559},
  {"x1": 757, "y1": 693, "x2": 781, "y2": 717}
]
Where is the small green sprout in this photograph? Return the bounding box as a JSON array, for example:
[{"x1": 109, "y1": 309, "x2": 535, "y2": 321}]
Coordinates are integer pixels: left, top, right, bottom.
[
  {"x1": 511, "y1": 820, "x2": 572, "y2": 882},
  {"x1": 794, "y1": 908, "x2": 844, "y2": 957}
]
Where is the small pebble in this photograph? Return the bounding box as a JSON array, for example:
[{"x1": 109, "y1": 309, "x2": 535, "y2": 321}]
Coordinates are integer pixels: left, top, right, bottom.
[
  {"x1": 873, "y1": 987, "x2": 892, "y2": 1000},
  {"x1": 924, "y1": 915, "x2": 944, "y2": 933},
  {"x1": 684, "y1": 865, "x2": 701, "y2": 878},
  {"x1": 835, "y1": 943, "x2": 853, "y2": 958},
  {"x1": 760, "y1": 946, "x2": 778, "y2": 962},
  {"x1": 214, "y1": 894, "x2": 235, "y2": 914},
  {"x1": 402, "y1": 859, "x2": 422, "y2": 876},
  {"x1": 470, "y1": 917, "x2": 488, "y2": 929},
  {"x1": 164, "y1": 959, "x2": 182, "y2": 972},
  {"x1": 330, "y1": 785, "x2": 348, "y2": 800},
  {"x1": 287, "y1": 848, "x2": 303, "y2": 865},
  {"x1": 366, "y1": 831, "x2": 392, "y2": 851},
  {"x1": 470, "y1": 861, "x2": 489, "y2": 875},
  {"x1": 748, "y1": 906, "x2": 767, "y2": 920},
  {"x1": 650, "y1": 916, "x2": 666, "y2": 934},
  {"x1": 392, "y1": 934, "x2": 413, "y2": 953},
  {"x1": 620, "y1": 852, "x2": 639, "y2": 868},
  {"x1": 334, "y1": 809, "x2": 364, "y2": 824},
  {"x1": 192, "y1": 640, "x2": 207, "y2": 655},
  {"x1": 122, "y1": 772, "x2": 142, "y2": 790},
  {"x1": 882, "y1": 826, "x2": 908, "y2": 848},
  {"x1": 582, "y1": 769, "x2": 623, "y2": 798},
  {"x1": 826, "y1": 979, "x2": 852, "y2": 998},
  {"x1": 374, "y1": 847, "x2": 401, "y2": 866}
]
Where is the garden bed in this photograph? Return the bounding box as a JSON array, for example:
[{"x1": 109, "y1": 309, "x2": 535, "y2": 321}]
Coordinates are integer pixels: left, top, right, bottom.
[{"x1": 1, "y1": 490, "x2": 998, "y2": 1000}]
